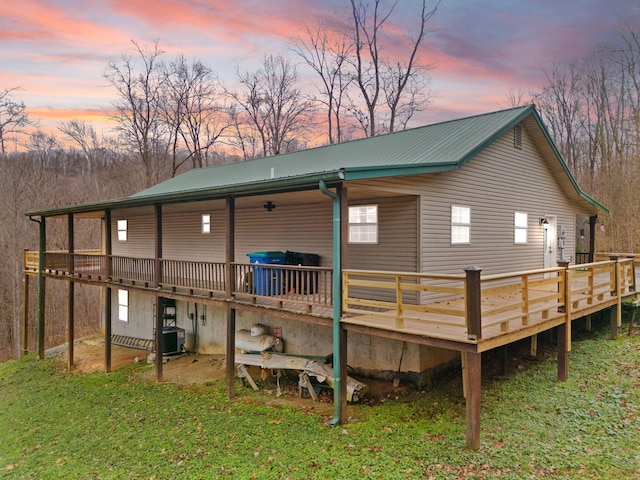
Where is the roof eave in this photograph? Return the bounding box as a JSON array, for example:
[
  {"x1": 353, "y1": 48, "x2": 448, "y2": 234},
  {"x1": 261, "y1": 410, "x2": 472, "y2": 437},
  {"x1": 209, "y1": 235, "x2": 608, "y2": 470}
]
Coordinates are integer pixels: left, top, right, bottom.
[{"x1": 25, "y1": 171, "x2": 345, "y2": 218}]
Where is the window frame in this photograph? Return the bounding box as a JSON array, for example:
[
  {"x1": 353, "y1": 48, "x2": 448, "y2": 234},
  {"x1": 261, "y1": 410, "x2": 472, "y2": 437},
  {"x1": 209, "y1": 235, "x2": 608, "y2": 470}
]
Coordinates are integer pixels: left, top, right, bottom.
[
  {"x1": 201, "y1": 213, "x2": 211, "y2": 234},
  {"x1": 117, "y1": 289, "x2": 129, "y2": 322},
  {"x1": 117, "y1": 219, "x2": 128, "y2": 242},
  {"x1": 348, "y1": 204, "x2": 379, "y2": 244},
  {"x1": 451, "y1": 205, "x2": 471, "y2": 245},
  {"x1": 514, "y1": 211, "x2": 528, "y2": 244}
]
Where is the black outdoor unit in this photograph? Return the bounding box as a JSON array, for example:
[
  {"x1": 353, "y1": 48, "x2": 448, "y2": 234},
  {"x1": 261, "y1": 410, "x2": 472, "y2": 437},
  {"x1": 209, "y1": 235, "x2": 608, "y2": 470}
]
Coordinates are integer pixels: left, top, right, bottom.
[
  {"x1": 161, "y1": 326, "x2": 185, "y2": 355},
  {"x1": 285, "y1": 251, "x2": 320, "y2": 294}
]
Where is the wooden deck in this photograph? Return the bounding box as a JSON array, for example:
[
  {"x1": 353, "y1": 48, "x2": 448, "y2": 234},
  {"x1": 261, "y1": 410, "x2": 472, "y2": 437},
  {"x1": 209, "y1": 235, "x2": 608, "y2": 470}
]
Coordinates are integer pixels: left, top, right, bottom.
[
  {"x1": 25, "y1": 251, "x2": 636, "y2": 353},
  {"x1": 341, "y1": 259, "x2": 635, "y2": 353}
]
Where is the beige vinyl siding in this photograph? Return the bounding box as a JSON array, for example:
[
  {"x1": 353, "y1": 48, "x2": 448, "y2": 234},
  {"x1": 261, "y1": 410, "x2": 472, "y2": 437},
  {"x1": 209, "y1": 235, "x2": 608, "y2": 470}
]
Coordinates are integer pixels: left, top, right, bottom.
[
  {"x1": 346, "y1": 196, "x2": 418, "y2": 272},
  {"x1": 234, "y1": 202, "x2": 333, "y2": 265},
  {"x1": 348, "y1": 125, "x2": 587, "y2": 278},
  {"x1": 163, "y1": 210, "x2": 226, "y2": 261},
  {"x1": 416, "y1": 125, "x2": 586, "y2": 276},
  {"x1": 345, "y1": 196, "x2": 418, "y2": 303},
  {"x1": 111, "y1": 207, "x2": 156, "y2": 258}
]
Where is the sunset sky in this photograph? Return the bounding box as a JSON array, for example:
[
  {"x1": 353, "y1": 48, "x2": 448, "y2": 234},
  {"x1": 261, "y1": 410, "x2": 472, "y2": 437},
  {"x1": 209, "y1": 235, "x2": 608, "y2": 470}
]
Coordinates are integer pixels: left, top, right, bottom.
[{"x1": 0, "y1": 0, "x2": 635, "y2": 139}]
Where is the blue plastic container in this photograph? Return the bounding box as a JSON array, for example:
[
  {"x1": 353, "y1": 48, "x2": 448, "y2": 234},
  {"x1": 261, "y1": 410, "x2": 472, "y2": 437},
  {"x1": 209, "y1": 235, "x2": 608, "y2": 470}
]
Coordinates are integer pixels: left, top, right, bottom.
[{"x1": 247, "y1": 251, "x2": 286, "y2": 296}]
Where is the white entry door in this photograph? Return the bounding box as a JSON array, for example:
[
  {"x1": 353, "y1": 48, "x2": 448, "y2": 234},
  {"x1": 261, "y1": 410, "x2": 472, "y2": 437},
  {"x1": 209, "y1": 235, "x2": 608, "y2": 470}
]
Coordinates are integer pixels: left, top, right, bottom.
[{"x1": 543, "y1": 216, "x2": 557, "y2": 269}]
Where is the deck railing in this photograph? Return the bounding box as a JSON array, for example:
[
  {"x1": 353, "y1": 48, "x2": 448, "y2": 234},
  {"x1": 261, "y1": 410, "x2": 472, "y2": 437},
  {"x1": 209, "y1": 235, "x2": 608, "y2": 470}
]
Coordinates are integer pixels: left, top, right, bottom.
[
  {"x1": 232, "y1": 263, "x2": 333, "y2": 311},
  {"x1": 25, "y1": 250, "x2": 332, "y2": 311},
  {"x1": 343, "y1": 257, "x2": 635, "y2": 343},
  {"x1": 162, "y1": 259, "x2": 226, "y2": 292},
  {"x1": 342, "y1": 270, "x2": 466, "y2": 329},
  {"x1": 25, "y1": 250, "x2": 636, "y2": 333}
]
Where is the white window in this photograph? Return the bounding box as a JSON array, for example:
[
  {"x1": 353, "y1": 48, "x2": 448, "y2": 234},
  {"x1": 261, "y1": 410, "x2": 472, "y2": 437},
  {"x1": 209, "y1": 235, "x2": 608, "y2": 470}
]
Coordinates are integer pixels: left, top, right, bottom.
[
  {"x1": 117, "y1": 219, "x2": 128, "y2": 241},
  {"x1": 451, "y1": 205, "x2": 470, "y2": 244},
  {"x1": 118, "y1": 289, "x2": 129, "y2": 322},
  {"x1": 202, "y1": 214, "x2": 211, "y2": 234},
  {"x1": 514, "y1": 212, "x2": 528, "y2": 244},
  {"x1": 348, "y1": 205, "x2": 378, "y2": 244}
]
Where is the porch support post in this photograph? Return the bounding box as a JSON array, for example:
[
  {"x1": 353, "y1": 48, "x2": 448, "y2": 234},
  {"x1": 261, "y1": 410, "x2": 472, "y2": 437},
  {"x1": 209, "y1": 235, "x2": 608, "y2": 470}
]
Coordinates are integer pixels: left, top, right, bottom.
[
  {"x1": 463, "y1": 351, "x2": 481, "y2": 450},
  {"x1": 464, "y1": 266, "x2": 482, "y2": 341},
  {"x1": 319, "y1": 181, "x2": 343, "y2": 426},
  {"x1": 155, "y1": 293, "x2": 163, "y2": 381},
  {"x1": 557, "y1": 260, "x2": 571, "y2": 353},
  {"x1": 22, "y1": 272, "x2": 29, "y2": 357},
  {"x1": 226, "y1": 306, "x2": 236, "y2": 398},
  {"x1": 557, "y1": 260, "x2": 570, "y2": 381},
  {"x1": 588, "y1": 216, "x2": 597, "y2": 263},
  {"x1": 67, "y1": 213, "x2": 75, "y2": 370},
  {"x1": 105, "y1": 209, "x2": 112, "y2": 278},
  {"x1": 36, "y1": 217, "x2": 46, "y2": 359},
  {"x1": 154, "y1": 205, "x2": 163, "y2": 381},
  {"x1": 105, "y1": 287, "x2": 112, "y2": 372},
  {"x1": 104, "y1": 209, "x2": 112, "y2": 373},
  {"x1": 338, "y1": 184, "x2": 348, "y2": 424},
  {"x1": 609, "y1": 254, "x2": 620, "y2": 339},
  {"x1": 557, "y1": 321, "x2": 568, "y2": 382},
  {"x1": 225, "y1": 195, "x2": 236, "y2": 399}
]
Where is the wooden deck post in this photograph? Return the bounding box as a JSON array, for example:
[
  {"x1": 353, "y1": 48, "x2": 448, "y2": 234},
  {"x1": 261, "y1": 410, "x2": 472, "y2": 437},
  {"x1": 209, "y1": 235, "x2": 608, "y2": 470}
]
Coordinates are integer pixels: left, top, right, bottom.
[
  {"x1": 609, "y1": 254, "x2": 620, "y2": 339},
  {"x1": 610, "y1": 306, "x2": 618, "y2": 340},
  {"x1": 154, "y1": 205, "x2": 163, "y2": 382},
  {"x1": 104, "y1": 209, "x2": 112, "y2": 278},
  {"x1": 67, "y1": 282, "x2": 75, "y2": 370},
  {"x1": 557, "y1": 259, "x2": 571, "y2": 353},
  {"x1": 226, "y1": 306, "x2": 236, "y2": 399},
  {"x1": 464, "y1": 266, "x2": 482, "y2": 340},
  {"x1": 627, "y1": 255, "x2": 636, "y2": 293},
  {"x1": 155, "y1": 294, "x2": 163, "y2": 381},
  {"x1": 463, "y1": 351, "x2": 481, "y2": 450},
  {"x1": 225, "y1": 196, "x2": 236, "y2": 399},
  {"x1": 67, "y1": 213, "x2": 75, "y2": 370},
  {"x1": 339, "y1": 325, "x2": 348, "y2": 424},
  {"x1": 22, "y1": 272, "x2": 29, "y2": 357},
  {"x1": 588, "y1": 216, "x2": 597, "y2": 263},
  {"x1": 105, "y1": 287, "x2": 112, "y2": 373},
  {"x1": 104, "y1": 210, "x2": 112, "y2": 373},
  {"x1": 37, "y1": 217, "x2": 46, "y2": 360},
  {"x1": 557, "y1": 321, "x2": 568, "y2": 382}
]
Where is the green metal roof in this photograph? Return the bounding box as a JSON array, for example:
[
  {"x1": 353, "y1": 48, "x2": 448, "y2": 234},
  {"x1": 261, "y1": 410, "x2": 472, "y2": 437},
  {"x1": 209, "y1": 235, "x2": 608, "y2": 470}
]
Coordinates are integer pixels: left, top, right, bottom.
[
  {"x1": 25, "y1": 104, "x2": 607, "y2": 217},
  {"x1": 134, "y1": 104, "x2": 533, "y2": 197}
]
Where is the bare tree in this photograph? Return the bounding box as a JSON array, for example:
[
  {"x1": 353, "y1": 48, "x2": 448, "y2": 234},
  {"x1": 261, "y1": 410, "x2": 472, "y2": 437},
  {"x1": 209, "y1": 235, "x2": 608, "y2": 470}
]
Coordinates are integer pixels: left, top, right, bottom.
[
  {"x1": 348, "y1": 0, "x2": 439, "y2": 136},
  {"x1": 0, "y1": 87, "x2": 36, "y2": 154},
  {"x1": 104, "y1": 41, "x2": 168, "y2": 187},
  {"x1": 292, "y1": 22, "x2": 354, "y2": 144},
  {"x1": 532, "y1": 61, "x2": 587, "y2": 176},
  {"x1": 58, "y1": 119, "x2": 101, "y2": 174},
  {"x1": 530, "y1": 9, "x2": 640, "y2": 253},
  {"x1": 229, "y1": 54, "x2": 316, "y2": 157},
  {"x1": 162, "y1": 55, "x2": 230, "y2": 174}
]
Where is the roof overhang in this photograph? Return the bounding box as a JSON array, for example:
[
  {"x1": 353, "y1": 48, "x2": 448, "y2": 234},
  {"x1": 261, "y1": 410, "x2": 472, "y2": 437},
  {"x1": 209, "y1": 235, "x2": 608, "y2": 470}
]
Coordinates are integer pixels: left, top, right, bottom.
[{"x1": 26, "y1": 171, "x2": 345, "y2": 219}]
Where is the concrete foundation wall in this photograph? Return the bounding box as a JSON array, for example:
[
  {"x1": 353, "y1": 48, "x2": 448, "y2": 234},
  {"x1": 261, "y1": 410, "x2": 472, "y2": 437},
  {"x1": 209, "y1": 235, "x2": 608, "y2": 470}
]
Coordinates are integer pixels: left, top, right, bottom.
[{"x1": 115, "y1": 290, "x2": 462, "y2": 384}]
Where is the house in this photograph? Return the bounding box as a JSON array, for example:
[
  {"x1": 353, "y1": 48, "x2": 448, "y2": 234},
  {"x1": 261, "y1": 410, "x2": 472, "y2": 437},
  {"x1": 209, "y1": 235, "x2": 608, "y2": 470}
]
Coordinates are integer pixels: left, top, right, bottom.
[{"x1": 27, "y1": 104, "x2": 629, "y2": 450}]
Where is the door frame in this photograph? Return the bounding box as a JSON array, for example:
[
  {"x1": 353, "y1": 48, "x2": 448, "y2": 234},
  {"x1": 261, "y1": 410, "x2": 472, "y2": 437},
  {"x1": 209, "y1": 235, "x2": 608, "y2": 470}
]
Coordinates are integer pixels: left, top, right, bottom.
[{"x1": 543, "y1": 215, "x2": 557, "y2": 269}]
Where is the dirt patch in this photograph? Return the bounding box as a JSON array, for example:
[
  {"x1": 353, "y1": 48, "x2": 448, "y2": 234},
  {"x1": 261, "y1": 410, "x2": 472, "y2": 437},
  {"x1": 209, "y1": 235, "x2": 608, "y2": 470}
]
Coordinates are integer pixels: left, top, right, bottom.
[
  {"x1": 46, "y1": 336, "x2": 415, "y2": 404},
  {"x1": 48, "y1": 336, "x2": 227, "y2": 384}
]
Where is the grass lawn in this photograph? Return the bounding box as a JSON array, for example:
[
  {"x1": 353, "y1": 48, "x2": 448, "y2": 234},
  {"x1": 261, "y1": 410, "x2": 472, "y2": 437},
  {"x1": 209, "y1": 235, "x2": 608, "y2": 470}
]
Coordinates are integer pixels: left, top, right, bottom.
[{"x1": 1, "y1": 315, "x2": 639, "y2": 479}]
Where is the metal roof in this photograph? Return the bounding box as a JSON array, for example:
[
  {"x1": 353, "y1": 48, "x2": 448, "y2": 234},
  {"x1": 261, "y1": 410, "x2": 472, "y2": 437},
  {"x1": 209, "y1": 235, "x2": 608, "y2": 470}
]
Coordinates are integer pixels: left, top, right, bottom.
[
  {"x1": 133, "y1": 104, "x2": 532, "y2": 197},
  {"x1": 26, "y1": 104, "x2": 608, "y2": 217}
]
